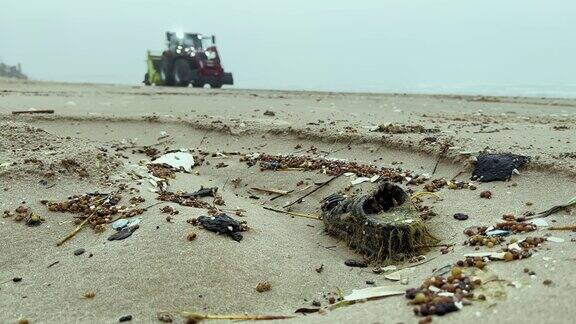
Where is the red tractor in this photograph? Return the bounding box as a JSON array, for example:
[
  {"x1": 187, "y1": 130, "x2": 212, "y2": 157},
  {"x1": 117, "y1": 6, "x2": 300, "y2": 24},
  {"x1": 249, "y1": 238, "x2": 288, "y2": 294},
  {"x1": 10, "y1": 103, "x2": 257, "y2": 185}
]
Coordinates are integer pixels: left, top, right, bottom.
[{"x1": 144, "y1": 32, "x2": 233, "y2": 88}]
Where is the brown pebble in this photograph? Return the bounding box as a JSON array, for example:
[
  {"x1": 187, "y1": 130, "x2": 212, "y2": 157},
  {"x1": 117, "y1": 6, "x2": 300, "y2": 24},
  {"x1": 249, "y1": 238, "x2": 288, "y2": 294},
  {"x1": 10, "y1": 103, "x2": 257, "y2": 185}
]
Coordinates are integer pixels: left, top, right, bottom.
[
  {"x1": 504, "y1": 252, "x2": 514, "y2": 262},
  {"x1": 480, "y1": 191, "x2": 492, "y2": 199},
  {"x1": 186, "y1": 231, "x2": 197, "y2": 241},
  {"x1": 543, "y1": 279, "x2": 553, "y2": 286},
  {"x1": 84, "y1": 291, "x2": 96, "y2": 299},
  {"x1": 328, "y1": 295, "x2": 336, "y2": 304},
  {"x1": 256, "y1": 281, "x2": 272, "y2": 292}
]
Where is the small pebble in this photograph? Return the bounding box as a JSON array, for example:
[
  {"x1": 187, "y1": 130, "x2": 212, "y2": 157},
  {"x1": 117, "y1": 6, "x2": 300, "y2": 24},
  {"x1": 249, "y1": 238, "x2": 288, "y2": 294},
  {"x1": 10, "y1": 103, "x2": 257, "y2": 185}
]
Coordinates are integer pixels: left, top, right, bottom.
[
  {"x1": 451, "y1": 266, "x2": 462, "y2": 278},
  {"x1": 119, "y1": 315, "x2": 132, "y2": 322},
  {"x1": 413, "y1": 292, "x2": 426, "y2": 304},
  {"x1": 312, "y1": 300, "x2": 321, "y2": 307},
  {"x1": 157, "y1": 312, "x2": 173, "y2": 322},
  {"x1": 504, "y1": 252, "x2": 514, "y2": 262},
  {"x1": 13, "y1": 277, "x2": 22, "y2": 282},
  {"x1": 453, "y1": 213, "x2": 468, "y2": 221},
  {"x1": 480, "y1": 191, "x2": 492, "y2": 199},
  {"x1": 328, "y1": 295, "x2": 336, "y2": 304},
  {"x1": 543, "y1": 279, "x2": 553, "y2": 286},
  {"x1": 256, "y1": 281, "x2": 272, "y2": 292},
  {"x1": 74, "y1": 248, "x2": 86, "y2": 256}
]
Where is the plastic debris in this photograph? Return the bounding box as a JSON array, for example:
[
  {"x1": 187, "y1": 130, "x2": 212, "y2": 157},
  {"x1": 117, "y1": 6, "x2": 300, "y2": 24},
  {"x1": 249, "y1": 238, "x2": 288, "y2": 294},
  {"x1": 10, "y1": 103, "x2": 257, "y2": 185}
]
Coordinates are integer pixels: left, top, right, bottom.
[
  {"x1": 350, "y1": 177, "x2": 370, "y2": 185},
  {"x1": 108, "y1": 227, "x2": 138, "y2": 241},
  {"x1": 150, "y1": 151, "x2": 194, "y2": 172},
  {"x1": 471, "y1": 153, "x2": 529, "y2": 182},
  {"x1": 485, "y1": 229, "x2": 511, "y2": 237},
  {"x1": 322, "y1": 182, "x2": 438, "y2": 261},
  {"x1": 344, "y1": 286, "x2": 404, "y2": 301},
  {"x1": 195, "y1": 214, "x2": 247, "y2": 242},
  {"x1": 112, "y1": 219, "x2": 129, "y2": 230}
]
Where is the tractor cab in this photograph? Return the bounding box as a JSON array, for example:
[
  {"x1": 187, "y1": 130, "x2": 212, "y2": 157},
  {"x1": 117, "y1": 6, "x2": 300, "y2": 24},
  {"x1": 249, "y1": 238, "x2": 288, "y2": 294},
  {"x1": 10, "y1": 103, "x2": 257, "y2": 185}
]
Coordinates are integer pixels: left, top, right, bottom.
[
  {"x1": 166, "y1": 32, "x2": 216, "y2": 52},
  {"x1": 144, "y1": 31, "x2": 233, "y2": 88}
]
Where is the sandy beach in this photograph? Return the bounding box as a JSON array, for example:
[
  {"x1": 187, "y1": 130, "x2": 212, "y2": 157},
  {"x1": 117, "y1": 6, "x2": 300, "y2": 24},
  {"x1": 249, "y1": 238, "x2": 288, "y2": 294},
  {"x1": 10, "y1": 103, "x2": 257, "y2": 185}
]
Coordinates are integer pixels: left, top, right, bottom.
[{"x1": 1, "y1": 77, "x2": 575, "y2": 323}]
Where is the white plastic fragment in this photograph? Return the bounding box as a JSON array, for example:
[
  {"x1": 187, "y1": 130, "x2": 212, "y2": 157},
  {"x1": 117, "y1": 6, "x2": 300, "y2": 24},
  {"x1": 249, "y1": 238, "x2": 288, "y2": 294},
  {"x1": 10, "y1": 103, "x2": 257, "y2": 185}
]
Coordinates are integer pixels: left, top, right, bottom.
[
  {"x1": 343, "y1": 286, "x2": 404, "y2": 301},
  {"x1": 547, "y1": 236, "x2": 565, "y2": 243},
  {"x1": 384, "y1": 267, "x2": 415, "y2": 281},
  {"x1": 112, "y1": 219, "x2": 128, "y2": 230},
  {"x1": 351, "y1": 177, "x2": 371, "y2": 185},
  {"x1": 527, "y1": 218, "x2": 549, "y2": 227},
  {"x1": 150, "y1": 151, "x2": 194, "y2": 172}
]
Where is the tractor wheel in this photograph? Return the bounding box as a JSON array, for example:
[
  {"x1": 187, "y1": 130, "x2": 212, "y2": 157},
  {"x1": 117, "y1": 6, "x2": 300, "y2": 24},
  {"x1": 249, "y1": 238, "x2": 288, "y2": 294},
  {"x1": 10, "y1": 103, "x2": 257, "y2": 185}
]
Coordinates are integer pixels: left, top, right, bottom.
[
  {"x1": 192, "y1": 81, "x2": 204, "y2": 88},
  {"x1": 160, "y1": 59, "x2": 174, "y2": 86},
  {"x1": 143, "y1": 73, "x2": 150, "y2": 86},
  {"x1": 173, "y1": 60, "x2": 192, "y2": 87},
  {"x1": 210, "y1": 82, "x2": 222, "y2": 89}
]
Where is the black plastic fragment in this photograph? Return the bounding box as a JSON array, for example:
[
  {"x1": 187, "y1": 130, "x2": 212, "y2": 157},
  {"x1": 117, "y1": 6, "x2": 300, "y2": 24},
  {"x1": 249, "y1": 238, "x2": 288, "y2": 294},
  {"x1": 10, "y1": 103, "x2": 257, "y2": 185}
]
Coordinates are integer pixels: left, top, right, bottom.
[
  {"x1": 344, "y1": 259, "x2": 368, "y2": 267},
  {"x1": 472, "y1": 153, "x2": 529, "y2": 182},
  {"x1": 108, "y1": 227, "x2": 137, "y2": 241},
  {"x1": 181, "y1": 187, "x2": 218, "y2": 198},
  {"x1": 196, "y1": 214, "x2": 246, "y2": 242}
]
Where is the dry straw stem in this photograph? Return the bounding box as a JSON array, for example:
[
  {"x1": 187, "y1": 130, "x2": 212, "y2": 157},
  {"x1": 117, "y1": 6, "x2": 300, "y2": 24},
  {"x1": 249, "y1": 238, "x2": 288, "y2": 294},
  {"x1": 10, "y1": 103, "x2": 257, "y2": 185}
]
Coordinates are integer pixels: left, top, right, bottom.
[
  {"x1": 263, "y1": 205, "x2": 320, "y2": 220},
  {"x1": 182, "y1": 311, "x2": 294, "y2": 321}
]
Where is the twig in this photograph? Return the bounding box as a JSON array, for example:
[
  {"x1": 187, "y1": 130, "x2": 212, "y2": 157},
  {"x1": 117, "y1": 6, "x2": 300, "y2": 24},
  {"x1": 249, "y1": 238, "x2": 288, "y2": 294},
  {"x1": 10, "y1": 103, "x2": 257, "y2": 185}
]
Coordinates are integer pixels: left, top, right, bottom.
[
  {"x1": 56, "y1": 211, "x2": 96, "y2": 246},
  {"x1": 47, "y1": 261, "x2": 60, "y2": 268},
  {"x1": 525, "y1": 196, "x2": 576, "y2": 220},
  {"x1": 12, "y1": 109, "x2": 54, "y2": 115},
  {"x1": 548, "y1": 225, "x2": 576, "y2": 231},
  {"x1": 182, "y1": 312, "x2": 295, "y2": 321},
  {"x1": 263, "y1": 206, "x2": 320, "y2": 220},
  {"x1": 432, "y1": 141, "x2": 451, "y2": 175},
  {"x1": 284, "y1": 174, "x2": 342, "y2": 208},
  {"x1": 251, "y1": 187, "x2": 291, "y2": 195}
]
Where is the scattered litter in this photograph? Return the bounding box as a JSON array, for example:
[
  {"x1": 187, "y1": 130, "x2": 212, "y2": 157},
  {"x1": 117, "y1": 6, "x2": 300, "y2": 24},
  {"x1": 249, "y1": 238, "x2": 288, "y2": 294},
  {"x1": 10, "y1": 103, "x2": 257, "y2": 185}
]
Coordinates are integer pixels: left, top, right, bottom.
[
  {"x1": 485, "y1": 229, "x2": 511, "y2": 237},
  {"x1": 351, "y1": 177, "x2": 371, "y2": 186},
  {"x1": 343, "y1": 286, "x2": 404, "y2": 302},
  {"x1": 112, "y1": 219, "x2": 129, "y2": 230},
  {"x1": 384, "y1": 267, "x2": 415, "y2": 281},
  {"x1": 471, "y1": 153, "x2": 529, "y2": 182},
  {"x1": 108, "y1": 227, "x2": 138, "y2": 241},
  {"x1": 373, "y1": 265, "x2": 397, "y2": 274},
  {"x1": 150, "y1": 151, "x2": 194, "y2": 173},
  {"x1": 195, "y1": 214, "x2": 247, "y2": 242},
  {"x1": 547, "y1": 236, "x2": 565, "y2": 243},
  {"x1": 322, "y1": 182, "x2": 438, "y2": 261},
  {"x1": 527, "y1": 218, "x2": 549, "y2": 227}
]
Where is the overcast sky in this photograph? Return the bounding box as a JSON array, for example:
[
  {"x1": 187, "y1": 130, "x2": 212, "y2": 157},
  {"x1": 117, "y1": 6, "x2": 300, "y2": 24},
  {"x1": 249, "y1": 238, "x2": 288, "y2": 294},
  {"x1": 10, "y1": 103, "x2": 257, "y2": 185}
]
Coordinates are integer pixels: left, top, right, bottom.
[{"x1": 1, "y1": 0, "x2": 574, "y2": 96}]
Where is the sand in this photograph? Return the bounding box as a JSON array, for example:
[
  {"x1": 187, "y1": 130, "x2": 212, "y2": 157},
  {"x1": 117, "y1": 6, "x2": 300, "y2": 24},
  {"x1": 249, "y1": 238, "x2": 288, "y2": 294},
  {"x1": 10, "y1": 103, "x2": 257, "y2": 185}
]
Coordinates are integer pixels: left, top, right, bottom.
[{"x1": 0, "y1": 77, "x2": 575, "y2": 323}]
